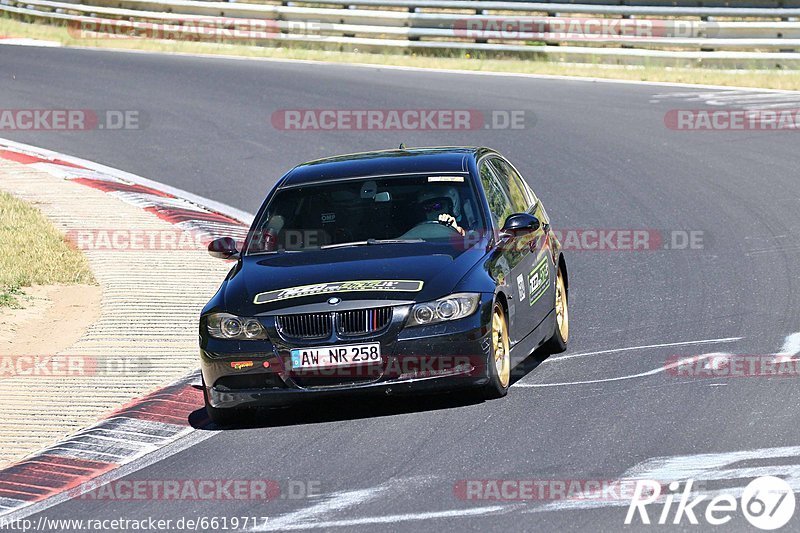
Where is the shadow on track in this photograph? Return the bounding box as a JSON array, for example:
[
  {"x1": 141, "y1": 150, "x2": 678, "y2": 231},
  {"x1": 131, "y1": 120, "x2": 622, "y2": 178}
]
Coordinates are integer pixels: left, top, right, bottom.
[
  {"x1": 510, "y1": 347, "x2": 551, "y2": 386},
  {"x1": 189, "y1": 348, "x2": 552, "y2": 430}
]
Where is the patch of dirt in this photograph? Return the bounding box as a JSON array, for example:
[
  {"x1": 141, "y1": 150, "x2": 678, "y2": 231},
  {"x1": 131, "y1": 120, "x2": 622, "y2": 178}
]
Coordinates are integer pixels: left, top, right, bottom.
[{"x1": 0, "y1": 284, "x2": 101, "y2": 356}]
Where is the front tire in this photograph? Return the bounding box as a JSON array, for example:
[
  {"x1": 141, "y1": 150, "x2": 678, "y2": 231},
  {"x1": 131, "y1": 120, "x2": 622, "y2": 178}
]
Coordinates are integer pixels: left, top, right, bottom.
[
  {"x1": 543, "y1": 264, "x2": 569, "y2": 354},
  {"x1": 203, "y1": 383, "x2": 247, "y2": 426},
  {"x1": 479, "y1": 302, "x2": 511, "y2": 399}
]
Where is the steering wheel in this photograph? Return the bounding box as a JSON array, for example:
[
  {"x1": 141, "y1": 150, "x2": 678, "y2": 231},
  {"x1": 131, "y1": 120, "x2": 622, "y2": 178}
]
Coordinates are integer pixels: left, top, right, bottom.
[
  {"x1": 399, "y1": 220, "x2": 463, "y2": 240},
  {"x1": 415, "y1": 220, "x2": 462, "y2": 235}
]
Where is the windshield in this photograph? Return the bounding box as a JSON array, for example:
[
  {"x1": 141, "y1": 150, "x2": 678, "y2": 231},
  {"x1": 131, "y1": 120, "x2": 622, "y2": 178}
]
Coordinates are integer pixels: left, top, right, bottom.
[{"x1": 246, "y1": 174, "x2": 486, "y2": 254}]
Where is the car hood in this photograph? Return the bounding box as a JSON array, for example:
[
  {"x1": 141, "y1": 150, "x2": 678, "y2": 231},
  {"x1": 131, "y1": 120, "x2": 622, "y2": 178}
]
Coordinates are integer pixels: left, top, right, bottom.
[{"x1": 220, "y1": 242, "x2": 488, "y2": 315}]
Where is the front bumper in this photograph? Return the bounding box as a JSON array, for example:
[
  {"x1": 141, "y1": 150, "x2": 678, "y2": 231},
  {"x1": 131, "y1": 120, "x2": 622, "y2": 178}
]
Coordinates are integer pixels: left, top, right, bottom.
[{"x1": 200, "y1": 296, "x2": 494, "y2": 409}]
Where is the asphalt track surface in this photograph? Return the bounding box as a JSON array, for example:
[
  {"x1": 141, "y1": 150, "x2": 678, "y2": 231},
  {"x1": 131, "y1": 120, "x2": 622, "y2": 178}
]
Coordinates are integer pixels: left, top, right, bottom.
[{"x1": 2, "y1": 46, "x2": 800, "y2": 532}]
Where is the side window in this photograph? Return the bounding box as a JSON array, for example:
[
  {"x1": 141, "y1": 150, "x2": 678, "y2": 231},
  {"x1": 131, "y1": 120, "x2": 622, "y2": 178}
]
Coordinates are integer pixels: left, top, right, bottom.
[
  {"x1": 479, "y1": 160, "x2": 513, "y2": 228},
  {"x1": 490, "y1": 158, "x2": 534, "y2": 212}
]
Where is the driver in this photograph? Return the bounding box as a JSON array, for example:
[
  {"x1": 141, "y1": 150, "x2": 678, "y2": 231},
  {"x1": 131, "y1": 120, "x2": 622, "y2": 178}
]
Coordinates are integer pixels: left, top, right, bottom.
[{"x1": 417, "y1": 187, "x2": 466, "y2": 236}]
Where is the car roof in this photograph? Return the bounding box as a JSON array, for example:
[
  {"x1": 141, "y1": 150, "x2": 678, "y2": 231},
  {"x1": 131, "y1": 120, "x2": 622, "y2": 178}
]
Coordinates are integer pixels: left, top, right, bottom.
[{"x1": 279, "y1": 147, "x2": 494, "y2": 187}]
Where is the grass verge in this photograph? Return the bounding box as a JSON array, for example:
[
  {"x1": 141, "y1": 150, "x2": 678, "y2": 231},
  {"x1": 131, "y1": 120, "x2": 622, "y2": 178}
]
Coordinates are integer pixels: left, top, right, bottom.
[
  {"x1": 0, "y1": 191, "x2": 95, "y2": 308},
  {"x1": 2, "y1": 16, "x2": 800, "y2": 90}
]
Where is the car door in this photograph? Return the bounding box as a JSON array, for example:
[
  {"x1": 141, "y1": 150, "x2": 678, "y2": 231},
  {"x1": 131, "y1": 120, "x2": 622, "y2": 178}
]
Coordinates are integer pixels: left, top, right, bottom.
[
  {"x1": 478, "y1": 157, "x2": 532, "y2": 347},
  {"x1": 489, "y1": 156, "x2": 555, "y2": 331}
]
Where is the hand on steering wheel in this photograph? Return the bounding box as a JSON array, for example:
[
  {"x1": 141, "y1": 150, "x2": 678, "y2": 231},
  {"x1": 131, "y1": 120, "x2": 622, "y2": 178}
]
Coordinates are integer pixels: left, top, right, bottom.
[{"x1": 437, "y1": 214, "x2": 466, "y2": 236}]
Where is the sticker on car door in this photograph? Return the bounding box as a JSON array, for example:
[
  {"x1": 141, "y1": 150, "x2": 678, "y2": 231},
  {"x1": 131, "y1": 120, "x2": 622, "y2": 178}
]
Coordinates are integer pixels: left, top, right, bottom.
[{"x1": 528, "y1": 257, "x2": 550, "y2": 306}]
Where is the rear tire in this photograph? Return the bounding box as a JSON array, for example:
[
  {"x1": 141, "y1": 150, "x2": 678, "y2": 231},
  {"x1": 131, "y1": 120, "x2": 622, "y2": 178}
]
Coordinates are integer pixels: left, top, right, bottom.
[
  {"x1": 478, "y1": 302, "x2": 511, "y2": 400},
  {"x1": 543, "y1": 264, "x2": 569, "y2": 354}
]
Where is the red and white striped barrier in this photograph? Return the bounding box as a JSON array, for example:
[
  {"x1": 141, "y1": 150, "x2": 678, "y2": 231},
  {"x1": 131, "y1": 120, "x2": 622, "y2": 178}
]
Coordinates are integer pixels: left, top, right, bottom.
[{"x1": 0, "y1": 139, "x2": 253, "y2": 516}]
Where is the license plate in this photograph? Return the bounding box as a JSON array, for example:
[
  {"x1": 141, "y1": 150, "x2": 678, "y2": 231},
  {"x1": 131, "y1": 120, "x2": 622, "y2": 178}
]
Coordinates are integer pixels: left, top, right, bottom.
[{"x1": 290, "y1": 343, "x2": 381, "y2": 369}]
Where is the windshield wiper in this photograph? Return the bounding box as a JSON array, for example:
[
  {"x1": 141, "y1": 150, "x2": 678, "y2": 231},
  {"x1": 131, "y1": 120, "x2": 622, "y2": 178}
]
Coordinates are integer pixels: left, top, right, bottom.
[
  {"x1": 320, "y1": 238, "x2": 424, "y2": 250},
  {"x1": 369, "y1": 238, "x2": 424, "y2": 245}
]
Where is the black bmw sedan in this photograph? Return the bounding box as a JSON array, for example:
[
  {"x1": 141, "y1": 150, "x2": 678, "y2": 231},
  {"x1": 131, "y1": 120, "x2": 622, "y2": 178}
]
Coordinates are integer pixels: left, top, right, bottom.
[{"x1": 200, "y1": 147, "x2": 569, "y2": 424}]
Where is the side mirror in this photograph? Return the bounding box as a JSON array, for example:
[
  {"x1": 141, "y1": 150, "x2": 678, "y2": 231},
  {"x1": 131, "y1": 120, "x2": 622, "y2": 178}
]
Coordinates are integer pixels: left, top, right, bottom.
[
  {"x1": 208, "y1": 237, "x2": 240, "y2": 259},
  {"x1": 500, "y1": 213, "x2": 540, "y2": 239}
]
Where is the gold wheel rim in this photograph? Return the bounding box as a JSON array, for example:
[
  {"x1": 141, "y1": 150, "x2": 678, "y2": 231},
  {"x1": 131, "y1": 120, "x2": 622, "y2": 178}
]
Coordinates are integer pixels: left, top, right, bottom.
[
  {"x1": 492, "y1": 306, "x2": 510, "y2": 388},
  {"x1": 555, "y1": 270, "x2": 569, "y2": 342}
]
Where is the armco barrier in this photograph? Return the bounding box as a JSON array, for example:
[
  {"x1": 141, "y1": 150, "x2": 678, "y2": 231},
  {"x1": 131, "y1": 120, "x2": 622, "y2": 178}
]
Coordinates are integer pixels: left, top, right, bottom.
[{"x1": 3, "y1": 0, "x2": 800, "y2": 66}]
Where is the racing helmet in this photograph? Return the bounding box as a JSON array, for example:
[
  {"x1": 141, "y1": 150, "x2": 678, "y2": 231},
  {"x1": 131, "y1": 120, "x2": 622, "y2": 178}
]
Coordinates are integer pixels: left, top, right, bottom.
[{"x1": 417, "y1": 186, "x2": 461, "y2": 218}]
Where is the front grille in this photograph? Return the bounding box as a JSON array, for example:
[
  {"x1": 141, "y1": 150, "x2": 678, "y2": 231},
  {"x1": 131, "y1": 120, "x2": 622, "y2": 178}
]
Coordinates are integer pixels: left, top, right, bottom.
[
  {"x1": 276, "y1": 313, "x2": 332, "y2": 339},
  {"x1": 275, "y1": 307, "x2": 394, "y2": 340},
  {"x1": 337, "y1": 307, "x2": 393, "y2": 336}
]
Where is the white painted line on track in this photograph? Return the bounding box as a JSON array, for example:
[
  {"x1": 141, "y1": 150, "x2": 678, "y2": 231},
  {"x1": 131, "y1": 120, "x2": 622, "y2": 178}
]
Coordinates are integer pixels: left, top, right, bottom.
[
  {"x1": 543, "y1": 337, "x2": 742, "y2": 363},
  {"x1": 259, "y1": 505, "x2": 509, "y2": 530},
  {"x1": 705, "y1": 93, "x2": 800, "y2": 104},
  {"x1": 513, "y1": 353, "x2": 730, "y2": 388},
  {"x1": 532, "y1": 444, "x2": 800, "y2": 514},
  {"x1": 653, "y1": 88, "x2": 800, "y2": 112},
  {"x1": 254, "y1": 484, "x2": 392, "y2": 532},
  {"x1": 778, "y1": 332, "x2": 800, "y2": 356},
  {"x1": 773, "y1": 332, "x2": 800, "y2": 363},
  {"x1": 517, "y1": 333, "x2": 800, "y2": 387}
]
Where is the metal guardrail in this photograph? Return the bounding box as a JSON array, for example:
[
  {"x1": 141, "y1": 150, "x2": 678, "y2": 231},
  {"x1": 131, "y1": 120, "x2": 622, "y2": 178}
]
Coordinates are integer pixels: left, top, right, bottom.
[
  {"x1": 179, "y1": 0, "x2": 800, "y2": 18},
  {"x1": 3, "y1": 0, "x2": 800, "y2": 66},
  {"x1": 47, "y1": 0, "x2": 800, "y2": 20}
]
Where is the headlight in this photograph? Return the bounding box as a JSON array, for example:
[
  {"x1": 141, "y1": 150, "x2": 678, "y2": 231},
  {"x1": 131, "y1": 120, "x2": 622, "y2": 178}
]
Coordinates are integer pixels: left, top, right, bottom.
[
  {"x1": 207, "y1": 313, "x2": 269, "y2": 340},
  {"x1": 406, "y1": 293, "x2": 481, "y2": 327}
]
